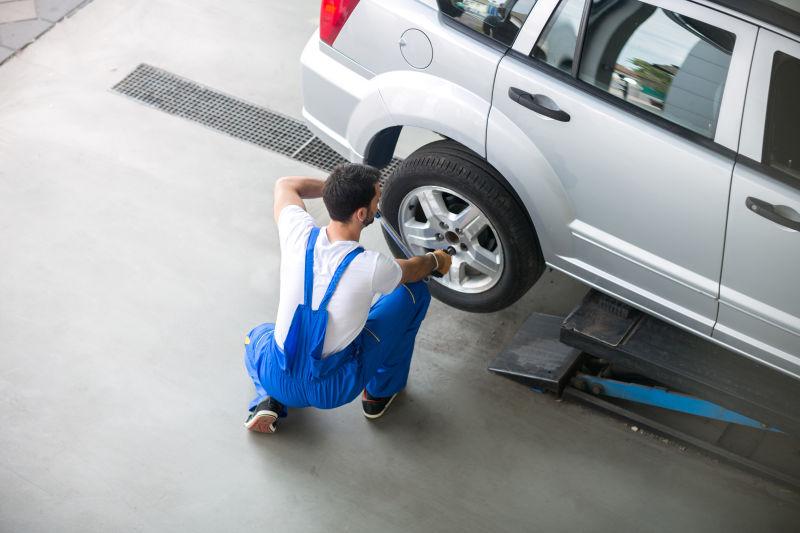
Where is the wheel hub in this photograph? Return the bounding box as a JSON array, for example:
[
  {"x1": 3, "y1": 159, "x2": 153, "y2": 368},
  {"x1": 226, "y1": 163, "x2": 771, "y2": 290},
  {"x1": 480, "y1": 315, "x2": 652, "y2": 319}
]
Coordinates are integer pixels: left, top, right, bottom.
[{"x1": 444, "y1": 231, "x2": 459, "y2": 244}]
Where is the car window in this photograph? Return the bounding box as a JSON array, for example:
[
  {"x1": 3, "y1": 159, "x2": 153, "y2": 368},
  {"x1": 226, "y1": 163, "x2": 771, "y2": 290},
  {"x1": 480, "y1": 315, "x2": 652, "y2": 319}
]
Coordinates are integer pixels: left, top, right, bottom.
[
  {"x1": 531, "y1": 0, "x2": 585, "y2": 74},
  {"x1": 438, "y1": 0, "x2": 538, "y2": 46},
  {"x1": 763, "y1": 52, "x2": 800, "y2": 180},
  {"x1": 529, "y1": 0, "x2": 736, "y2": 139},
  {"x1": 578, "y1": 0, "x2": 735, "y2": 138}
]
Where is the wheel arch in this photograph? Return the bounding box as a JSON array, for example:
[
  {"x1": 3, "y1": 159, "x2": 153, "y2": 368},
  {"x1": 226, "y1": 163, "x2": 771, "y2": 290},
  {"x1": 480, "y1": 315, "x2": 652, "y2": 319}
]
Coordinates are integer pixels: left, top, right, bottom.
[
  {"x1": 364, "y1": 126, "x2": 402, "y2": 168},
  {"x1": 353, "y1": 70, "x2": 490, "y2": 163},
  {"x1": 354, "y1": 71, "x2": 567, "y2": 270}
]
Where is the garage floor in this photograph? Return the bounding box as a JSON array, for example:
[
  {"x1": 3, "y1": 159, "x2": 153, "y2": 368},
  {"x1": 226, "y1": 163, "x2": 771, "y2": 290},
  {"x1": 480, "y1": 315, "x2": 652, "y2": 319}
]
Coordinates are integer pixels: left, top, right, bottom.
[{"x1": 1, "y1": 1, "x2": 798, "y2": 531}]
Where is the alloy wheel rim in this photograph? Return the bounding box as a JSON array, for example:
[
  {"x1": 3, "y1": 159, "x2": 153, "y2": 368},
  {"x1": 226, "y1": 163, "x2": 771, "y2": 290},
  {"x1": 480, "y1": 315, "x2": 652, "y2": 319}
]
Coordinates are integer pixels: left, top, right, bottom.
[{"x1": 397, "y1": 185, "x2": 504, "y2": 294}]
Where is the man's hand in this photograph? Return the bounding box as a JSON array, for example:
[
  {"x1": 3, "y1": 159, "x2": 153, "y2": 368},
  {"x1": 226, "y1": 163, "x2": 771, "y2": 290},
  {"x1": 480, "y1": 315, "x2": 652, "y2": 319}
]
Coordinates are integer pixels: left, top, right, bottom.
[
  {"x1": 397, "y1": 249, "x2": 453, "y2": 284},
  {"x1": 273, "y1": 176, "x2": 326, "y2": 223},
  {"x1": 430, "y1": 249, "x2": 453, "y2": 276}
]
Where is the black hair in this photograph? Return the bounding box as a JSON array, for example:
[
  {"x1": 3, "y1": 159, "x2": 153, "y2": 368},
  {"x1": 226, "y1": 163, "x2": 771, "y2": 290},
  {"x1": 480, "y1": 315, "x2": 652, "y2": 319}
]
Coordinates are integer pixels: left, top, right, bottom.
[{"x1": 322, "y1": 164, "x2": 380, "y2": 222}]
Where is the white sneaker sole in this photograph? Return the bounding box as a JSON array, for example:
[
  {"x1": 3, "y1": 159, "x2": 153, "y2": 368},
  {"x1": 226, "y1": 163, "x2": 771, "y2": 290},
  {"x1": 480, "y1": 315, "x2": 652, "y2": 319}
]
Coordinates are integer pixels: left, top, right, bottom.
[
  {"x1": 244, "y1": 409, "x2": 278, "y2": 433},
  {"x1": 362, "y1": 393, "x2": 398, "y2": 419}
]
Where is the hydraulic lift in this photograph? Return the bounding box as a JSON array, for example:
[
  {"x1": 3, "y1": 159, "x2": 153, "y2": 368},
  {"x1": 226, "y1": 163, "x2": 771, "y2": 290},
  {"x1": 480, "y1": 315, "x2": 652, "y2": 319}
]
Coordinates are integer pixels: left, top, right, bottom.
[{"x1": 490, "y1": 290, "x2": 800, "y2": 490}]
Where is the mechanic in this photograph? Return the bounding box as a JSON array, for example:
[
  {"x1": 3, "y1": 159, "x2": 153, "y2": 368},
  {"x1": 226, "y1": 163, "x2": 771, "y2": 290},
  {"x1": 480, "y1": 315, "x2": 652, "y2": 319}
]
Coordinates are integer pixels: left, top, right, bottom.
[{"x1": 243, "y1": 164, "x2": 452, "y2": 433}]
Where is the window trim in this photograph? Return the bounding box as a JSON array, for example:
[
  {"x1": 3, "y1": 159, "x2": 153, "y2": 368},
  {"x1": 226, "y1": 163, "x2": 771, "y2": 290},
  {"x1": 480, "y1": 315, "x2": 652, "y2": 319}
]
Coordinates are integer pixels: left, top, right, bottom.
[
  {"x1": 438, "y1": 12, "x2": 511, "y2": 53},
  {"x1": 759, "y1": 50, "x2": 800, "y2": 187},
  {"x1": 436, "y1": 0, "x2": 538, "y2": 50},
  {"x1": 704, "y1": 0, "x2": 800, "y2": 39},
  {"x1": 571, "y1": 0, "x2": 592, "y2": 77},
  {"x1": 736, "y1": 29, "x2": 800, "y2": 190},
  {"x1": 738, "y1": 154, "x2": 800, "y2": 193}
]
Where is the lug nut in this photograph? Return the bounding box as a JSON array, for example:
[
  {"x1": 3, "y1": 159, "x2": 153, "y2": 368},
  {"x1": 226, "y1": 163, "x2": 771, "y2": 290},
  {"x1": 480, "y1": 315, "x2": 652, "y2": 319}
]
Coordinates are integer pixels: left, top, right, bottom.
[
  {"x1": 455, "y1": 228, "x2": 462, "y2": 234},
  {"x1": 435, "y1": 233, "x2": 443, "y2": 240},
  {"x1": 460, "y1": 243, "x2": 468, "y2": 251},
  {"x1": 439, "y1": 221, "x2": 448, "y2": 229}
]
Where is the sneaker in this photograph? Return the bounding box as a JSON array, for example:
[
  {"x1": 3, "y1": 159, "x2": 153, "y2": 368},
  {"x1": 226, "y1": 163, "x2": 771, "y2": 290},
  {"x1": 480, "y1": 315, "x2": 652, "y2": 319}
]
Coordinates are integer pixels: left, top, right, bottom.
[
  {"x1": 244, "y1": 397, "x2": 284, "y2": 433},
  {"x1": 361, "y1": 390, "x2": 399, "y2": 419}
]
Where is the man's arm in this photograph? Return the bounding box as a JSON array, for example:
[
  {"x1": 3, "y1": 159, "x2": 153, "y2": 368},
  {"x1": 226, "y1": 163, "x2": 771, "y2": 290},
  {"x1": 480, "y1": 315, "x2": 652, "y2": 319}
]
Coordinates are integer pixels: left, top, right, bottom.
[
  {"x1": 273, "y1": 176, "x2": 326, "y2": 223},
  {"x1": 396, "y1": 250, "x2": 452, "y2": 284},
  {"x1": 396, "y1": 255, "x2": 437, "y2": 284}
]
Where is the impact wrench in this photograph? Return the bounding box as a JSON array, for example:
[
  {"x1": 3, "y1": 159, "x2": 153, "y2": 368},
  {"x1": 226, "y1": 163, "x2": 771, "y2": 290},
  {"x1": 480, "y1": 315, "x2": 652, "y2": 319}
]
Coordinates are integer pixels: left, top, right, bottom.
[{"x1": 376, "y1": 211, "x2": 455, "y2": 279}]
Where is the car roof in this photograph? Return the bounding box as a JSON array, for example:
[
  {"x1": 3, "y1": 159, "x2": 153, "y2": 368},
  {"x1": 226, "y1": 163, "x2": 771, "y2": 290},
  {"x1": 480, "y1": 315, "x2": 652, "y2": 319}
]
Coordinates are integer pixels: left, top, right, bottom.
[{"x1": 703, "y1": 0, "x2": 800, "y2": 37}]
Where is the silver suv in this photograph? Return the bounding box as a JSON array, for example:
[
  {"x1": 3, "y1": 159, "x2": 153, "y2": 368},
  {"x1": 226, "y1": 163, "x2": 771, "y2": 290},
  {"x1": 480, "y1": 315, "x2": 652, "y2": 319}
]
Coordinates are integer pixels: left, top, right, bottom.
[{"x1": 300, "y1": 0, "x2": 800, "y2": 379}]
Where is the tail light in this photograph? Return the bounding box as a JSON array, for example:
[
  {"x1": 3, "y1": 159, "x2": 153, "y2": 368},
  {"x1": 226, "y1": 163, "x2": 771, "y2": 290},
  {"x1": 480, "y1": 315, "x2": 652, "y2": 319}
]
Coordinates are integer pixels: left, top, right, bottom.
[{"x1": 320, "y1": 0, "x2": 361, "y2": 46}]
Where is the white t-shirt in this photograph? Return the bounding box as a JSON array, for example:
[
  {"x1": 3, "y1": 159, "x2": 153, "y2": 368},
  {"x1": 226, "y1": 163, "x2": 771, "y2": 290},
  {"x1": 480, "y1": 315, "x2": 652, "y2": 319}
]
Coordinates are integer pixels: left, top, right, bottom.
[{"x1": 273, "y1": 205, "x2": 402, "y2": 357}]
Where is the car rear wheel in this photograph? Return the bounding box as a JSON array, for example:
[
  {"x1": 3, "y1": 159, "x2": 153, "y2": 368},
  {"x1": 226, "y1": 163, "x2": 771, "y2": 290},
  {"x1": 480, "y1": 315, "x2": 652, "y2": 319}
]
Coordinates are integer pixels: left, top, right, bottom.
[{"x1": 381, "y1": 140, "x2": 543, "y2": 312}]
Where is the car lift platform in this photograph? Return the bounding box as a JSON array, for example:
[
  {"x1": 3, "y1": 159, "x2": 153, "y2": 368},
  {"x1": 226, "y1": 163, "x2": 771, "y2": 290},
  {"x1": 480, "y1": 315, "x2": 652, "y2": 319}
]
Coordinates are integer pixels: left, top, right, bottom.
[{"x1": 490, "y1": 290, "x2": 800, "y2": 490}]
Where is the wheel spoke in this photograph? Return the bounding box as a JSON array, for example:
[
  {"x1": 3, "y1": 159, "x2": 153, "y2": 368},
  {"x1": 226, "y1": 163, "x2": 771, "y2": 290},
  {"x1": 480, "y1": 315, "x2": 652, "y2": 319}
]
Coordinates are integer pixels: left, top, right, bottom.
[
  {"x1": 416, "y1": 189, "x2": 451, "y2": 222},
  {"x1": 456, "y1": 205, "x2": 488, "y2": 241},
  {"x1": 402, "y1": 222, "x2": 438, "y2": 249},
  {"x1": 447, "y1": 257, "x2": 468, "y2": 286},
  {"x1": 467, "y1": 245, "x2": 501, "y2": 277}
]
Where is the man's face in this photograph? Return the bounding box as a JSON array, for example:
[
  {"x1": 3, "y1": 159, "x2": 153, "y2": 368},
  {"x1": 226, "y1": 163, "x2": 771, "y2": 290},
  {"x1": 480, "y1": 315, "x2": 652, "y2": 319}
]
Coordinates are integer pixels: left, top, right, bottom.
[{"x1": 358, "y1": 183, "x2": 381, "y2": 228}]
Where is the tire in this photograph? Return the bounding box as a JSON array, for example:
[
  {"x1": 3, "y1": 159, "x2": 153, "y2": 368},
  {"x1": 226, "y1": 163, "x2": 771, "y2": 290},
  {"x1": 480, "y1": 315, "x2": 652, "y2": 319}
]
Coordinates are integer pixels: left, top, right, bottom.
[{"x1": 381, "y1": 140, "x2": 544, "y2": 313}]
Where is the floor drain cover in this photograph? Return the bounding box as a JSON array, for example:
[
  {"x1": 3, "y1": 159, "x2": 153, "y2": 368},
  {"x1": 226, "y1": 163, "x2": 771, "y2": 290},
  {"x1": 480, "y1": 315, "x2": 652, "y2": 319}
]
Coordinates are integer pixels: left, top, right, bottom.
[
  {"x1": 294, "y1": 137, "x2": 349, "y2": 173},
  {"x1": 112, "y1": 63, "x2": 401, "y2": 178}
]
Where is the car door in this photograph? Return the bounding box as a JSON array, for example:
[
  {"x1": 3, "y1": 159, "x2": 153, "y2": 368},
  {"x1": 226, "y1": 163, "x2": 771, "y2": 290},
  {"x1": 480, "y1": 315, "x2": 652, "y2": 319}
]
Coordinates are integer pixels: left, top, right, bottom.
[
  {"x1": 714, "y1": 29, "x2": 800, "y2": 378},
  {"x1": 486, "y1": 0, "x2": 756, "y2": 335}
]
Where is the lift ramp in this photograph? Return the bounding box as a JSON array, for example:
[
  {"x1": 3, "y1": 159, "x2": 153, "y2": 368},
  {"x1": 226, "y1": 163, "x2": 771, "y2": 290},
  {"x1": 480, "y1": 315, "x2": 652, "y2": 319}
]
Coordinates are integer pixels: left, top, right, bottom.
[
  {"x1": 561, "y1": 291, "x2": 800, "y2": 437},
  {"x1": 490, "y1": 290, "x2": 800, "y2": 490}
]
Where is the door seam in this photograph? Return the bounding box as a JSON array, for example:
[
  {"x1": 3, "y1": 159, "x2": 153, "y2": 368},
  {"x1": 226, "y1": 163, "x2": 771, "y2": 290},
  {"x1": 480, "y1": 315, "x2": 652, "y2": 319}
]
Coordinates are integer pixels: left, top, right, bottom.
[{"x1": 714, "y1": 27, "x2": 761, "y2": 329}]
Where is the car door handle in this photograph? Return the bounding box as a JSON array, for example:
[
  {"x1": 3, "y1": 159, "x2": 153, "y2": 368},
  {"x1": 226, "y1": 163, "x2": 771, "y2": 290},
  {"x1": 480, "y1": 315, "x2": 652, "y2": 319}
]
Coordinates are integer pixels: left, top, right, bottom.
[
  {"x1": 746, "y1": 197, "x2": 800, "y2": 232},
  {"x1": 508, "y1": 87, "x2": 570, "y2": 122}
]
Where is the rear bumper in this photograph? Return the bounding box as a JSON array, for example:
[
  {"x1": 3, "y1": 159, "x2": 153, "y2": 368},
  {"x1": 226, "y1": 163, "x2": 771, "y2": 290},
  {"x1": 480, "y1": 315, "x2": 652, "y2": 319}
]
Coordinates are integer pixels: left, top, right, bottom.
[{"x1": 300, "y1": 31, "x2": 381, "y2": 164}]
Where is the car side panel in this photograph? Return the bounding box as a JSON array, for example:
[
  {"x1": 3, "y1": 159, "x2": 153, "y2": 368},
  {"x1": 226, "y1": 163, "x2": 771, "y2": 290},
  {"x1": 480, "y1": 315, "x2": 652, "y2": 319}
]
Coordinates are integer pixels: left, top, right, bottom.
[
  {"x1": 488, "y1": 0, "x2": 757, "y2": 335},
  {"x1": 715, "y1": 165, "x2": 800, "y2": 378},
  {"x1": 485, "y1": 107, "x2": 574, "y2": 267},
  {"x1": 334, "y1": 0, "x2": 501, "y2": 106},
  {"x1": 301, "y1": 0, "x2": 504, "y2": 160},
  {"x1": 714, "y1": 29, "x2": 800, "y2": 379},
  {"x1": 301, "y1": 33, "x2": 387, "y2": 162},
  {"x1": 487, "y1": 60, "x2": 732, "y2": 335}
]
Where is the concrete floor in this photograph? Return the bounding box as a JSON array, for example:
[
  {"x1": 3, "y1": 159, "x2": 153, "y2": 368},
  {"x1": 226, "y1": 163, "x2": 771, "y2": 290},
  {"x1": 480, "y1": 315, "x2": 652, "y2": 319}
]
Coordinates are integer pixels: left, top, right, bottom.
[{"x1": 1, "y1": 1, "x2": 798, "y2": 531}]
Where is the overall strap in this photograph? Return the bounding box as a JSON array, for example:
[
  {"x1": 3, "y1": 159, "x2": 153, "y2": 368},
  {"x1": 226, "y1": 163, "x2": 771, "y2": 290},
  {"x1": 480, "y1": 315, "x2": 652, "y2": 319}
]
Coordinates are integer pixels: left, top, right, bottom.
[
  {"x1": 304, "y1": 227, "x2": 321, "y2": 307},
  {"x1": 317, "y1": 246, "x2": 365, "y2": 311}
]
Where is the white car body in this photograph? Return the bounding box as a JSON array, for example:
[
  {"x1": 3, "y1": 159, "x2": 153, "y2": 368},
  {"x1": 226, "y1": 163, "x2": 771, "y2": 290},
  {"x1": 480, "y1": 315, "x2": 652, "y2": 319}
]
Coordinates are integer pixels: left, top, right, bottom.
[{"x1": 301, "y1": 0, "x2": 800, "y2": 379}]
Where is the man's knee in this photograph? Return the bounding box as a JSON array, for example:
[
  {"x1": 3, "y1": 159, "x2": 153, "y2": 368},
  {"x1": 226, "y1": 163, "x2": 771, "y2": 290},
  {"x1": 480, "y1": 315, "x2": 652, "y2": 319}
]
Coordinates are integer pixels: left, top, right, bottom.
[{"x1": 371, "y1": 282, "x2": 430, "y2": 324}]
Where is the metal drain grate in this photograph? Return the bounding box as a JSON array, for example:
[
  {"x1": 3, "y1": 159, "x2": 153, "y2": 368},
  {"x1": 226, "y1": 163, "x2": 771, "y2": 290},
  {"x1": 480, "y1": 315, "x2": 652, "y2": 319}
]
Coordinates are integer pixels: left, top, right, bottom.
[
  {"x1": 379, "y1": 157, "x2": 403, "y2": 183},
  {"x1": 113, "y1": 64, "x2": 313, "y2": 156},
  {"x1": 294, "y1": 137, "x2": 348, "y2": 172},
  {"x1": 113, "y1": 63, "x2": 402, "y2": 179}
]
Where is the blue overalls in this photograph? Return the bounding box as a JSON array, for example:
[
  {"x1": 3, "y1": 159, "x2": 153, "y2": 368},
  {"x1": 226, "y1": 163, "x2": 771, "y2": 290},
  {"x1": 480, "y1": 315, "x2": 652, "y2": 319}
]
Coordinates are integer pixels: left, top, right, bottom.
[{"x1": 244, "y1": 226, "x2": 431, "y2": 413}]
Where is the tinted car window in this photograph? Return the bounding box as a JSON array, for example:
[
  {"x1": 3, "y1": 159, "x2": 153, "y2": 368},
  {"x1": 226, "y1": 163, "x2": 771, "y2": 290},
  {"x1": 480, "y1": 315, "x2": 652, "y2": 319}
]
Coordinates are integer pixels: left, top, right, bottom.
[
  {"x1": 577, "y1": 0, "x2": 735, "y2": 138},
  {"x1": 531, "y1": 0, "x2": 585, "y2": 74},
  {"x1": 438, "y1": 0, "x2": 537, "y2": 46},
  {"x1": 763, "y1": 52, "x2": 800, "y2": 180}
]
